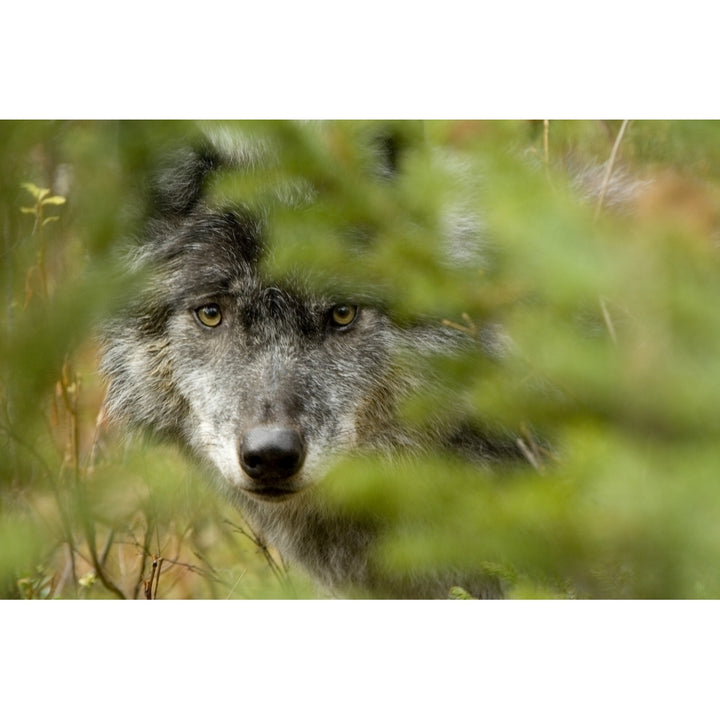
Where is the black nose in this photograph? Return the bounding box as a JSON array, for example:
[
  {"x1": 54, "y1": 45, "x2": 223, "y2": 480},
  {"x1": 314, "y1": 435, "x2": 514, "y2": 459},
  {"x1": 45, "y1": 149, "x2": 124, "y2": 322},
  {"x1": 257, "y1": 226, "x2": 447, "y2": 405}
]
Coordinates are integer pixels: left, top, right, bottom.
[{"x1": 239, "y1": 426, "x2": 306, "y2": 482}]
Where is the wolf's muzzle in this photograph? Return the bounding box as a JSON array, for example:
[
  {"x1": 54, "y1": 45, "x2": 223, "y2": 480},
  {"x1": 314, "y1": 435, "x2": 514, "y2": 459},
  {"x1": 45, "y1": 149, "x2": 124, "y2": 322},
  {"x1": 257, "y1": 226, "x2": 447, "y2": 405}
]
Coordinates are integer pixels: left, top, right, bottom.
[{"x1": 239, "y1": 426, "x2": 306, "y2": 497}]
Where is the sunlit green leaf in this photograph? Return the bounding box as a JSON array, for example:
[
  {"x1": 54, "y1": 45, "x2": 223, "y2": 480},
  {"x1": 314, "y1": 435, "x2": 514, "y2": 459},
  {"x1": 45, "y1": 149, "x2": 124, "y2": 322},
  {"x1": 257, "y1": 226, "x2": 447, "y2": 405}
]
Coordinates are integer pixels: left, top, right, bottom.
[
  {"x1": 21, "y1": 181, "x2": 50, "y2": 200},
  {"x1": 41, "y1": 195, "x2": 66, "y2": 206}
]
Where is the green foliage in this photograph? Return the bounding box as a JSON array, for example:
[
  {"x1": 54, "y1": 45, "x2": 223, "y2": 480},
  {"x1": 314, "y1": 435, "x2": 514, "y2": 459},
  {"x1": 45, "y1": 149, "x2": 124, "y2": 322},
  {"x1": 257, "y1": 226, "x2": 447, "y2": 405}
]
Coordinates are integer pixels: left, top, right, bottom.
[
  {"x1": 0, "y1": 121, "x2": 312, "y2": 598},
  {"x1": 2, "y1": 119, "x2": 720, "y2": 598},
  {"x1": 258, "y1": 119, "x2": 720, "y2": 598}
]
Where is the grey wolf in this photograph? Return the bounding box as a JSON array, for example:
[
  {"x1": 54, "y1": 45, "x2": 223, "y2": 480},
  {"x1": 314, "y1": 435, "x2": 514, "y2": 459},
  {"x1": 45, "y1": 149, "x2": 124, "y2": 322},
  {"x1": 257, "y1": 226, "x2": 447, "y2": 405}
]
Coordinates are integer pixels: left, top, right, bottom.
[{"x1": 101, "y1": 128, "x2": 524, "y2": 598}]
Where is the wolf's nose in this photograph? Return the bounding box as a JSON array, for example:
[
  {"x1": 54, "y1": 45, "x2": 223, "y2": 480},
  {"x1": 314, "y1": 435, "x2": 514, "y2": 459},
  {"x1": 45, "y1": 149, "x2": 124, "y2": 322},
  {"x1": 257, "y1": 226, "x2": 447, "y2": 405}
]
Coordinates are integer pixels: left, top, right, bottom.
[{"x1": 240, "y1": 426, "x2": 306, "y2": 482}]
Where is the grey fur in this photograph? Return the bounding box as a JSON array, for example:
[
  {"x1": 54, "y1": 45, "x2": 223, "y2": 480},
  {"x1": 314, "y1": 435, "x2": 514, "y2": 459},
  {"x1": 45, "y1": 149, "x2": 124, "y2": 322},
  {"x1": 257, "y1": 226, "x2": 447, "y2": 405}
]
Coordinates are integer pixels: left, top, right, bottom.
[{"x1": 101, "y1": 134, "x2": 519, "y2": 599}]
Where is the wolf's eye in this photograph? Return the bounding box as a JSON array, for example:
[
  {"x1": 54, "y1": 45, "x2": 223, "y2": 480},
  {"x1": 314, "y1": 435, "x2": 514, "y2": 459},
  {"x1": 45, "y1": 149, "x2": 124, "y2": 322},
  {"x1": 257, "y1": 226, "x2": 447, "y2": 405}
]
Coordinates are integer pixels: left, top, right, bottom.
[
  {"x1": 195, "y1": 303, "x2": 223, "y2": 328},
  {"x1": 330, "y1": 304, "x2": 358, "y2": 329}
]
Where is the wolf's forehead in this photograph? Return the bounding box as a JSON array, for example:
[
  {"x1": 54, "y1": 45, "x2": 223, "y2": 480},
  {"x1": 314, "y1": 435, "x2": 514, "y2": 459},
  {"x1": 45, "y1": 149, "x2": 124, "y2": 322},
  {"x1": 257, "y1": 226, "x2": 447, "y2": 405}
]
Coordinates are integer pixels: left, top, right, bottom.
[
  {"x1": 160, "y1": 247, "x2": 326, "y2": 316},
  {"x1": 148, "y1": 210, "x2": 343, "y2": 311},
  {"x1": 153, "y1": 248, "x2": 252, "y2": 299}
]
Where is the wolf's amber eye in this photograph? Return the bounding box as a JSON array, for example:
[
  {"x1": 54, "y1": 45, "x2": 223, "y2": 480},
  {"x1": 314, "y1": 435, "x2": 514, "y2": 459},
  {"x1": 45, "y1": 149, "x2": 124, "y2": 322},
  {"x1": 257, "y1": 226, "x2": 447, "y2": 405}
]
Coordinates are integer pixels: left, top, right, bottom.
[
  {"x1": 195, "y1": 303, "x2": 223, "y2": 328},
  {"x1": 330, "y1": 304, "x2": 358, "y2": 328}
]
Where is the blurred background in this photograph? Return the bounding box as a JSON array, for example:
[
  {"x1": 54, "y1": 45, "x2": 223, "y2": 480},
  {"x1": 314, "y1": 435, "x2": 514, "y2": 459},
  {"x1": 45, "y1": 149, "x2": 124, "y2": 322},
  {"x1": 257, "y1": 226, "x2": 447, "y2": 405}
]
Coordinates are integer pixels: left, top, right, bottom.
[{"x1": 2, "y1": 119, "x2": 720, "y2": 599}]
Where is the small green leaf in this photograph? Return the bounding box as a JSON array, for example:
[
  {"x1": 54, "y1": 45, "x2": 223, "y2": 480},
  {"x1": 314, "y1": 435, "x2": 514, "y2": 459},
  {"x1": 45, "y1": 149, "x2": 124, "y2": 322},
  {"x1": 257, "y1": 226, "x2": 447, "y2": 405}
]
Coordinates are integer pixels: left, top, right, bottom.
[
  {"x1": 78, "y1": 571, "x2": 97, "y2": 588},
  {"x1": 448, "y1": 586, "x2": 475, "y2": 599},
  {"x1": 41, "y1": 216, "x2": 60, "y2": 227},
  {"x1": 21, "y1": 181, "x2": 41, "y2": 196},
  {"x1": 41, "y1": 195, "x2": 66, "y2": 206},
  {"x1": 21, "y1": 182, "x2": 50, "y2": 200},
  {"x1": 20, "y1": 206, "x2": 37, "y2": 215}
]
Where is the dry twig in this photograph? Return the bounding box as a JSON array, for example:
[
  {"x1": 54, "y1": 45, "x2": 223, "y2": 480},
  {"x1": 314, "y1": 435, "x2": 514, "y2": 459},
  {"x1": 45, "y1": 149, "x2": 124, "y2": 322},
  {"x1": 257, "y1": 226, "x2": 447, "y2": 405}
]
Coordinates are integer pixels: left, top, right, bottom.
[{"x1": 594, "y1": 119, "x2": 630, "y2": 221}]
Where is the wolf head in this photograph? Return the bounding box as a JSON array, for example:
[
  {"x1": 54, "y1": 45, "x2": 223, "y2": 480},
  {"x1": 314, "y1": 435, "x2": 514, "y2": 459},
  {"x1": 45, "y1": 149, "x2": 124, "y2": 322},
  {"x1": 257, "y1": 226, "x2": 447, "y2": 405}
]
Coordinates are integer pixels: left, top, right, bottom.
[{"x1": 101, "y1": 141, "x2": 447, "y2": 505}]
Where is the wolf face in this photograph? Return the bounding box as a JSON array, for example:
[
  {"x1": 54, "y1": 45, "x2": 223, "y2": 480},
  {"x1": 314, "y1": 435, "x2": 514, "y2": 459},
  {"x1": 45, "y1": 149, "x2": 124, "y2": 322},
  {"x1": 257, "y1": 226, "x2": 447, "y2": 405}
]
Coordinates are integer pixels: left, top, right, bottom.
[
  {"x1": 102, "y1": 139, "x2": 508, "y2": 598},
  {"x1": 103, "y1": 201, "x2": 421, "y2": 498},
  {"x1": 157, "y1": 274, "x2": 406, "y2": 502}
]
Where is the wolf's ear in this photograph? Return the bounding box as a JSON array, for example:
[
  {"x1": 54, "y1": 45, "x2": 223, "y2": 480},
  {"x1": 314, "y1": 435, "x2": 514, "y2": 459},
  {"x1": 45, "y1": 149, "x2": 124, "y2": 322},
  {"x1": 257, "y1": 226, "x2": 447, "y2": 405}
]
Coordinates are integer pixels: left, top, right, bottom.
[
  {"x1": 373, "y1": 129, "x2": 406, "y2": 179},
  {"x1": 150, "y1": 144, "x2": 221, "y2": 218},
  {"x1": 370, "y1": 122, "x2": 424, "y2": 180}
]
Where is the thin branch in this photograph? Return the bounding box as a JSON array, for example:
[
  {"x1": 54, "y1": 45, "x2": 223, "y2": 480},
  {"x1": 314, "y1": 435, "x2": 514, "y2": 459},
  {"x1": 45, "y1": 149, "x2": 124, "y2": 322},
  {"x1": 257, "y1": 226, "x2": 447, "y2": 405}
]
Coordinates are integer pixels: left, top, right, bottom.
[
  {"x1": 144, "y1": 557, "x2": 158, "y2": 599},
  {"x1": 169, "y1": 553, "x2": 226, "y2": 584},
  {"x1": 516, "y1": 437, "x2": 543, "y2": 474},
  {"x1": 225, "y1": 569, "x2": 249, "y2": 599},
  {"x1": 153, "y1": 557, "x2": 164, "y2": 598},
  {"x1": 142, "y1": 555, "x2": 165, "y2": 599},
  {"x1": 134, "y1": 515, "x2": 154, "y2": 599},
  {"x1": 224, "y1": 518, "x2": 290, "y2": 587},
  {"x1": 594, "y1": 119, "x2": 630, "y2": 221},
  {"x1": 599, "y1": 296, "x2": 618, "y2": 345},
  {"x1": 99, "y1": 529, "x2": 116, "y2": 567},
  {"x1": 85, "y1": 528, "x2": 126, "y2": 599},
  {"x1": 86, "y1": 400, "x2": 108, "y2": 474}
]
